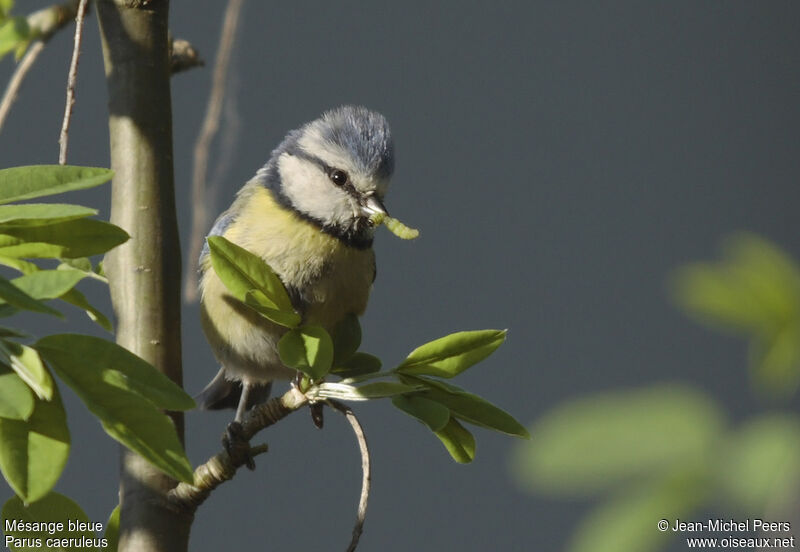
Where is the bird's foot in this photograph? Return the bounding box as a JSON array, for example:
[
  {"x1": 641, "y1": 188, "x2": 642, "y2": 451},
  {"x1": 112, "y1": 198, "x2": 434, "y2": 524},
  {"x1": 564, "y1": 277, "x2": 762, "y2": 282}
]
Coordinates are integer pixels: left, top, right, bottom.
[{"x1": 223, "y1": 421, "x2": 256, "y2": 470}]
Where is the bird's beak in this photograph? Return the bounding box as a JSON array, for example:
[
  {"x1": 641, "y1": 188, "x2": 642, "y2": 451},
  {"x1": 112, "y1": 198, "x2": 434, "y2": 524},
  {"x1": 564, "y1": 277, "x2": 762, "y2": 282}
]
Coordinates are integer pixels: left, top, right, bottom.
[{"x1": 360, "y1": 195, "x2": 388, "y2": 218}]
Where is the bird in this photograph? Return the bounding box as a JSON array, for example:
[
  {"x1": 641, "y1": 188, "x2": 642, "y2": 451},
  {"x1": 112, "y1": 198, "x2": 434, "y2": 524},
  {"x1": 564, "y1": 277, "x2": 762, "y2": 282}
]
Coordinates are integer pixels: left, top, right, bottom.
[{"x1": 196, "y1": 105, "x2": 394, "y2": 427}]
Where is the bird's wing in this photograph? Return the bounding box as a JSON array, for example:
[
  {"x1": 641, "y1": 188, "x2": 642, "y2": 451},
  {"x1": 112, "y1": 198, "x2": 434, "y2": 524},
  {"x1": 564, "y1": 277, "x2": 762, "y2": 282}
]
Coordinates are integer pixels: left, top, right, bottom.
[{"x1": 199, "y1": 210, "x2": 237, "y2": 266}]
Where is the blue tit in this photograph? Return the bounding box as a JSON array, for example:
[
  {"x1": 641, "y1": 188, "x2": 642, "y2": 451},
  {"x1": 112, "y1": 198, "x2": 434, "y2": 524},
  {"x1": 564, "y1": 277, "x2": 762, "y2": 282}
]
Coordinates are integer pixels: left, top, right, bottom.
[{"x1": 197, "y1": 105, "x2": 394, "y2": 423}]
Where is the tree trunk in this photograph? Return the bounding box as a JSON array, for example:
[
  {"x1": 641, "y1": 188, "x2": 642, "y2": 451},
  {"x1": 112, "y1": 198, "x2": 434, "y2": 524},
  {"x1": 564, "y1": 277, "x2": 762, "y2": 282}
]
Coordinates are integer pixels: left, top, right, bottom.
[{"x1": 96, "y1": 1, "x2": 190, "y2": 550}]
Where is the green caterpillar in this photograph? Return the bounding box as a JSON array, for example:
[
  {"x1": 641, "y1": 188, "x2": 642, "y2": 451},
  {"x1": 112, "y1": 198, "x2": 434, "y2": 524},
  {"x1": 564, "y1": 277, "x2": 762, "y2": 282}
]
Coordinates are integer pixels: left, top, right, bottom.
[{"x1": 369, "y1": 212, "x2": 420, "y2": 240}]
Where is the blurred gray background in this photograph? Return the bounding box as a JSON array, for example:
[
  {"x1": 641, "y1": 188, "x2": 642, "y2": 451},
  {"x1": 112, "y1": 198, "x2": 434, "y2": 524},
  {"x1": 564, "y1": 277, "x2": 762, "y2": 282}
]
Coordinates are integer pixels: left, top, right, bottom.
[{"x1": 2, "y1": 1, "x2": 800, "y2": 550}]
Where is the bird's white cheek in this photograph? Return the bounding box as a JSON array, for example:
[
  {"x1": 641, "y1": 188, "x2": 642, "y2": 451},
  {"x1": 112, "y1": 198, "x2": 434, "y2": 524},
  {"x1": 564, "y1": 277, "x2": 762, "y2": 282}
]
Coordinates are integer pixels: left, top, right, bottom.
[{"x1": 278, "y1": 153, "x2": 354, "y2": 226}]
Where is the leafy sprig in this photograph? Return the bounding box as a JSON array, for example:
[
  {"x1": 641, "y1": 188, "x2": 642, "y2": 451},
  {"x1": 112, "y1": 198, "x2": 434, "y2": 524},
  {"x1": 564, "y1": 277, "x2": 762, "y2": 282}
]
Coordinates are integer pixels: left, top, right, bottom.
[
  {"x1": 207, "y1": 234, "x2": 529, "y2": 463},
  {"x1": 0, "y1": 166, "x2": 195, "y2": 515}
]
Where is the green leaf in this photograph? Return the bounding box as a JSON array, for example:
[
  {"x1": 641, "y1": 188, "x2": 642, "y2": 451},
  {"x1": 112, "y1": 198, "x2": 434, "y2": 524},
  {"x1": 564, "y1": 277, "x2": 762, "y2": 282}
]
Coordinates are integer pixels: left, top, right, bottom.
[
  {"x1": 672, "y1": 235, "x2": 800, "y2": 397},
  {"x1": 332, "y1": 352, "x2": 382, "y2": 378},
  {"x1": 0, "y1": 364, "x2": 34, "y2": 420},
  {"x1": 719, "y1": 415, "x2": 800, "y2": 513},
  {"x1": 725, "y1": 235, "x2": 800, "y2": 321},
  {"x1": 207, "y1": 235, "x2": 297, "y2": 321},
  {"x1": 0, "y1": 241, "x2": 65, "y2": 260},
  {"x1": 352, "y1": 381, "x2": 419, "y2": 398},
  {"x1": 59, "y1": 289, "x2": 112, "y2": 332},
  {"x1": 568, "y1": 473, "x2": 708, "y2": 552},
  {"x1": 332, "y1": 314, "x2": 361, "y2": 364},
  {"x1": 36, "y1": 336, "x2": 194, "y2": 484},
  {"x1": 750, "y1": 325, "x2": 800, "y2": 395},
  {"x1": 511, "y1": 385, "x2": 724, "y2": 496},
  {"x1": 672, "y1": 235, "x2": 800, "y2": 333},
  {"x1": 0, "y1": 254, "x2": 37, "y2": 274},
  {"x1": 59, "y1": 257, "x2": 93, "y2": 273},
  {"x1": 0, "y1": 166, "x2": 113, "y2": 204},
  {"x1": 11, "y1": 269, "x2": 86, "y2": 301},
  {"x1": 0, "y1": 204, "x2": 97, "y2": 226},
  {"x1": 12, "y1": 37, "x2": 28, "y2": 60},
  {"x1": 408, "y1": 376, "x2": 529, "y2": 438},
  {"x1": 243, "y1": 289, "x2": 302, "y2": 328},
  {"x1": 0, "y1": 340, "x2": 53, "y2": 400},
  {"x1": 104, "y1": 505, "x2": 120, "y2": 552},
  {"x1": 0, "y1": 0, "x2": 13, "y2": 20},
  {"x1": 0, "y1": 275, "x2": 60, "y2": 316},
  {"x1": 0, "y1": 388, "x2": 69, "y2": 503},
  {"x1": 392, "y1": 394, "x2": 450, "y2": 431},
  {"x1": 0, "y1": 219, "x2": 129, "y2": 258},
  {"x1": 395, "y1": 329, "x2": 507, "y2": 378},
  {"x1": 672, "y1": 263, "x2": 772, "y2": 333},
  {"x1": 2, "y1": 493, "x2": 97, "y2": 552},
  {"x1": 0, "y1": 17, "x2": 28, "y2": 60},
  {"x1": 278, "y1": 326, "x2": 334, "y2": 381},
  {"x1": 434, "y1": 416, "x2": 476, "y2": 463},
  {"x1": 36, "y1": 335, "x2": 194, "y2": 411},
  {"x1": 0, "y1": 326, "x2": 26, "y2": 338}
]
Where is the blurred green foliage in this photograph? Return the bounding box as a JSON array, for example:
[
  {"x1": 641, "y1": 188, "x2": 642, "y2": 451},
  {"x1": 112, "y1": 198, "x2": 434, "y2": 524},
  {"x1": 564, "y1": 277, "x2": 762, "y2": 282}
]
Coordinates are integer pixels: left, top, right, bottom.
[
  {"x1": 673, "y1": 234, "x2": 800, "y2": 394},
  {"x1": 513, "y1": 234, "x2": 800, "y2": 552},
  {"x1": 0, "y1": 0, "x2": 32, "y2": 61}
]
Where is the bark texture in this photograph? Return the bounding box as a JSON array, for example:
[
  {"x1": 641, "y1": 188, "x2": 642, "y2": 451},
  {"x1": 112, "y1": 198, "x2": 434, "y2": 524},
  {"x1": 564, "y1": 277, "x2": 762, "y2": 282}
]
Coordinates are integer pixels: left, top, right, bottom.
[{"x1": 96, "y1": 1, "x2": 190, "y2": 550}]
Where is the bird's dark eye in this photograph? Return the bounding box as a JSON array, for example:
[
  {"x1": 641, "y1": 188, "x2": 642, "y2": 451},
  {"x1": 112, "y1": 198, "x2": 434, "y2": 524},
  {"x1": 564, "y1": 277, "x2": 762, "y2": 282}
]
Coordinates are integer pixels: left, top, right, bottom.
[{"x1": 329, "y1": 169, "x2": 349, "y2": 186}]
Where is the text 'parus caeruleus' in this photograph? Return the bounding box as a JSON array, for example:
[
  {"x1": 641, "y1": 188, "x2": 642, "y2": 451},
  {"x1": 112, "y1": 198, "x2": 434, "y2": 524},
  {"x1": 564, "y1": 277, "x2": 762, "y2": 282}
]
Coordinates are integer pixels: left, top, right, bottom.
[{"x1": 197, "y1": 105, "x2": 394, "y2": 424}]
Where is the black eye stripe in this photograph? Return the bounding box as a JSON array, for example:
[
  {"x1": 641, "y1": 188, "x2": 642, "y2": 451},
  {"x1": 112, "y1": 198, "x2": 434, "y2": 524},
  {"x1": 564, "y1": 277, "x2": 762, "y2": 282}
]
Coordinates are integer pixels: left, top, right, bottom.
[{"x1": 285, "y1": 146, "x2": 362, "y2": 200}]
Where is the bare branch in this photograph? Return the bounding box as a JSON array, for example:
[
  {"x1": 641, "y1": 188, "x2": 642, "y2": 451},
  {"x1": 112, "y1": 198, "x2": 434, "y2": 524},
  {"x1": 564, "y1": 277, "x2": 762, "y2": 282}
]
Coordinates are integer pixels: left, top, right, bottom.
[
  {"x1": 58, "y1": 0, "x2": 89, "y2": 165},
  {"x1": 327, "y1": 400, "x2": 372, "y2": 552},
  {"x1": 0, "y1": 42, "x2": 45, "y2": 132},
  {"x1": 0, "y1": 0, "x2": 80, "y2": 136},
  {"x1": 27, "y1": 0, "x2": 81, "y2": 39},
  {"x1": 167, "y1": 387, "x2": 308, "y2": 512},
  {"x1": 0, "y1": 2, "x2": 199, "y2": 138},
  {"x1": 184, "y1": 0, "x2": 246, "y2": 303}
]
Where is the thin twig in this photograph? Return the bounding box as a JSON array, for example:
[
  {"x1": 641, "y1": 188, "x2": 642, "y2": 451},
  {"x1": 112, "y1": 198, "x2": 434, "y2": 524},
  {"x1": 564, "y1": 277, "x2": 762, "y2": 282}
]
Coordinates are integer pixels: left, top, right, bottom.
[
  {"x1": 0, "y1": 0, "x2": 81, "y2": 137},
  {"x1": 327, "y1": 400, "x2": 371, "y2": 552},
  {"x1": 0, "y1": 42, "x2": 46, "y2": 133},
  {"x1": 57, "y1": 0, "x2": 88, "y2": 165},
  {"x1": 184, "y1": 0, "x2": 246, "y2": 303}
]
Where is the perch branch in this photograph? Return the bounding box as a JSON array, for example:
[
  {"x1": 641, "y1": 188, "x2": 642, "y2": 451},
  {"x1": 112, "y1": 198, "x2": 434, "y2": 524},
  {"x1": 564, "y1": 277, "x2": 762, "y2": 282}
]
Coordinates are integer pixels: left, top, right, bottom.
[
  {"x1": 184, "y1": 0, "x2": 246, "y2": 303},
  {"x1": 327, "y1": 400, "x2": 372, "y2": 552},
  {"x1": 58, "y1": 0, "x2": 89, "y2": 165},
  {"x1": 167, "y1": 387, "x2": 308, "y2": 511}
]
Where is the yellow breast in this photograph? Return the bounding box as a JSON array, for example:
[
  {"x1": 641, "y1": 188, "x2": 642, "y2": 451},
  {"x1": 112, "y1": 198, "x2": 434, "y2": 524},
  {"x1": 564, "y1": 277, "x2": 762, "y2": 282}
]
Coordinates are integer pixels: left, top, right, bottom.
[{"x1": 207, "y1": 184, "x2": 375, "y2": 331}]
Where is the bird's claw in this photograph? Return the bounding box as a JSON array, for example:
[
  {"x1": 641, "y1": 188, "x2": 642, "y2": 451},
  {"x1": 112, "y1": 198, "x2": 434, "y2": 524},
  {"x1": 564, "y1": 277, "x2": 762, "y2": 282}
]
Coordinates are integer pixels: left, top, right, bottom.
[{"x1": 223, "y1": 421, "x2": 256, "y2": 470}]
